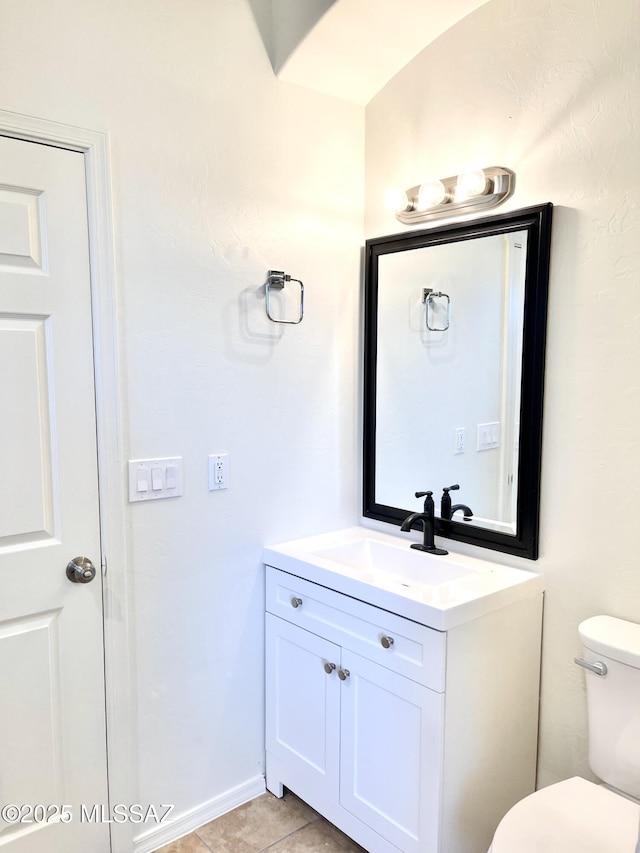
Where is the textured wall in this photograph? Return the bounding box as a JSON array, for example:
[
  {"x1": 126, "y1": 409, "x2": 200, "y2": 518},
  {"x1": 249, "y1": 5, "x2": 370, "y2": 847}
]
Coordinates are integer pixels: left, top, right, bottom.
[
  {"x1": 365, "y1": 0, "x2": 640, "y2": 787},
  {"x1": 0, "y1": 0, "x2": 363, "y2": 832}
]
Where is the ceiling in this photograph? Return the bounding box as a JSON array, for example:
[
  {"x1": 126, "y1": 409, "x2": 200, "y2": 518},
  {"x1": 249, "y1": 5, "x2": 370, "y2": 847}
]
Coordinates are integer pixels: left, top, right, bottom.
[{"x1": 274, "y1": 0, "x2": 491, "y2": 106}]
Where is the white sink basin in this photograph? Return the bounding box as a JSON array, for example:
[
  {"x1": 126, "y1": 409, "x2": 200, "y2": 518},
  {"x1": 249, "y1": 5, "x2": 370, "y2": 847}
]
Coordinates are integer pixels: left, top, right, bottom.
[
  {"x1": 312, "y1": 538, "x2": 472, "y2": 587},
  {"x1": 263, "y1": 527, "x2": 543, "y2": 630}
]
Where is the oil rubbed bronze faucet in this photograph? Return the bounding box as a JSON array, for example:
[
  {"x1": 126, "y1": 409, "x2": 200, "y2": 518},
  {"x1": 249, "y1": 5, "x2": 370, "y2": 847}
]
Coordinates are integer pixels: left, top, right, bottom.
[
  {"x1": 400, "y1": 491, "x2": 448, "y2": 555},
  {"x1": 440, "y1": 484, "x2": 473, "y2": 521}
]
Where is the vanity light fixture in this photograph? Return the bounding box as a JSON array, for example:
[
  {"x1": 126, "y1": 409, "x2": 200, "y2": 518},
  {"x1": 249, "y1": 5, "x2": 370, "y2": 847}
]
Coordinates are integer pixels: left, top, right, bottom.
[
  {"x1": 417, "y1": 180, "x2": 447, "y2": 211},
  {"x1": 391, "y1": 166, "x2": 515, "y2": 225},
  {"x1": 383, "y1": 187, "x2": 410, "y2": 212}
]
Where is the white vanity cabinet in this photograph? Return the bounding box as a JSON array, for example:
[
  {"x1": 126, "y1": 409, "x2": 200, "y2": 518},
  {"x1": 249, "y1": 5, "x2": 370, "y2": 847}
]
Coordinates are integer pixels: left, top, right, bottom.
[
  {"x1": 265, "y1": 563, "x2": 543, "y2": 853},
  {"x1": 265, "y1": 569, "x2": 444, "y2": 853}
]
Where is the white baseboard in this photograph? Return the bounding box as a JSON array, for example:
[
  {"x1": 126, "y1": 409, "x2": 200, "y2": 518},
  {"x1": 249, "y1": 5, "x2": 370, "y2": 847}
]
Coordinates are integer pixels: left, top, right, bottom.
[{"x1": 133, "y1": 775, "x2": 266, "y2": 853}]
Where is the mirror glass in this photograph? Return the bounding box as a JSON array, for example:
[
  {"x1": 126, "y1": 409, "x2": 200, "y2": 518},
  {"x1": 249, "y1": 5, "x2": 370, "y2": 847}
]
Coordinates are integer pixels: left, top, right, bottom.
[{"x1": 363, "y1": 205, "x2": 552, "y2": 559}]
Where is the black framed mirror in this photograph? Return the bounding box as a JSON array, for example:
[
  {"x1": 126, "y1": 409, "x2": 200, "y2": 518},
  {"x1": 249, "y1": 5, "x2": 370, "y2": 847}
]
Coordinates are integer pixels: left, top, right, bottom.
[{"x1": 363, "y1": 204, "x2": 552, "y2": 559}]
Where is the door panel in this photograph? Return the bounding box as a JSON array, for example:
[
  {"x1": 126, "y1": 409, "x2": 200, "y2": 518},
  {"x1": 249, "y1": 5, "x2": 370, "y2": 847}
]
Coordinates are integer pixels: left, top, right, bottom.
[
  {"x1": 0, "y1": 184, "x2": 45, "y2": 271},
  {"x1": 0, "y1": 610, "x2": 63, "y2": 806},
  {"x1": 0, "y1": 136, "x2": 109, "y2": 851},
  {"x1": 0, "y1": 315, "x2": 56, "y2": 544},
  {"x1": 266, "y1": 614, "x2": 340, "y2": 801},
  {"x1": 340, "y1": 650, "x2": 444, "y2": 853}
]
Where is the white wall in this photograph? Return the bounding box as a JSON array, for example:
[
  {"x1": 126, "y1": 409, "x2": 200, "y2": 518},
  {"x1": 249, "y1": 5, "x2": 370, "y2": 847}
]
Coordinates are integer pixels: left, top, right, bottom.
[
  {"x1": 0, "y1": 0, "x2": 363, "y2": 836},
  {"x1": 365, "y1": 0, "x2": 640, "y2": 787}
]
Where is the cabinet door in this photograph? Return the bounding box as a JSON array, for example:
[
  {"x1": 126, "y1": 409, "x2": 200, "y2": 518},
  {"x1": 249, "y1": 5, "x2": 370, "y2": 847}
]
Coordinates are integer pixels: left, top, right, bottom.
[
  {"x1": 339, "y1": 650, "x2": 444, "y2": 853},
  {"x1": 266, "y1": 614, "x2": 341, "y2": 801}
]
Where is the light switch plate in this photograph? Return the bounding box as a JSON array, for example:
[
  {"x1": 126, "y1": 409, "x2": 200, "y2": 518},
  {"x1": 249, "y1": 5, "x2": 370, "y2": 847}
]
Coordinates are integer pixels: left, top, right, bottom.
[
  {"x1": 128, "y1": 457, "x2": 183, "y2": 502},
  {"x1": 476, "y1": 422, "x2": 500, "y2": 451}
]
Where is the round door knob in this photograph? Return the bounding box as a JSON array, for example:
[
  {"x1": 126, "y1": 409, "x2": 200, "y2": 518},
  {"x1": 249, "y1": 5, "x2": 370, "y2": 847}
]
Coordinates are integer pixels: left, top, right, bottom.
[
  {"x1": 66, "y1": 556, "x2": 97, "y2": 584},
  {"x1": 323, "y1": 662, "x2": 336, "y2": 674},
  {"x1": 338, "y1": 668, "x2": 350, "y2": 681},
  {"x1": 380, "y1": 635, "x2": 394, "y2": 649},
  {"x1": 291, "y1": 597, "x2": 303, "y2": 608}
]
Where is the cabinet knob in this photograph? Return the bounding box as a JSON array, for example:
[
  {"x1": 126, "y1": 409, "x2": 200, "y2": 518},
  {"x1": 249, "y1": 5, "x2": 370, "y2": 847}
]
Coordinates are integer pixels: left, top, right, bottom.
[
  {"x1": 290, "y1": 597, "x2": 303, "y2": 608},
  {"x1": 323, "y1": 662, "x2": 336, "y2": 674},
  {"x1": 380, "y1": 635, "x2": 394, "y2": 649},
  {"x1": 338, "y1": 668, "x2": 350, "y2": 681}
]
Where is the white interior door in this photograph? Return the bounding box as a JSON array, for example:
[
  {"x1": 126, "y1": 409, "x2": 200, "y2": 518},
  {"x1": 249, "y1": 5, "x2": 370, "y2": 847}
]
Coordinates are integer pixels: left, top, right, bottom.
[{"x1": 0, "y1": 135, "x2": 110, "y2": 851}]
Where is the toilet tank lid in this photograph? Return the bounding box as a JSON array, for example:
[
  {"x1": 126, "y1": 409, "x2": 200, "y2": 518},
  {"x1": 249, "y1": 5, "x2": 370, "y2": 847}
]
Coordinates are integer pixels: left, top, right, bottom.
[{"x1": 579, "y1": 616, "x2": 640, "y2": 668}]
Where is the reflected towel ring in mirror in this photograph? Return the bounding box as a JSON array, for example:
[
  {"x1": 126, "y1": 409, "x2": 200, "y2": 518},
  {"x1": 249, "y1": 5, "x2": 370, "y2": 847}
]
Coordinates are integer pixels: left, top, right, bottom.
[
  {"x1": 423, "y1": 288, "x2": 450, "y2": 331},
  {"x1": 265, "y1": 270, "x2": 304, "y2": 324}
]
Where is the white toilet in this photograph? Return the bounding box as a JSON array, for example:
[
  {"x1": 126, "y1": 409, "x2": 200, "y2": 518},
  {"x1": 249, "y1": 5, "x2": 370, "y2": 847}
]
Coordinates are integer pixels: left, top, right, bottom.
[{"x1": 489, "y1": 615, "x2": 640, "y2": 852}]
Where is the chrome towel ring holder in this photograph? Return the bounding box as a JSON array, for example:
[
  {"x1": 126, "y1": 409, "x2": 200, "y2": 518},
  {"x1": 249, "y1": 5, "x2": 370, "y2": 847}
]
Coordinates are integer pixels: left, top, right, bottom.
[
  {"x1": 266, "y1": 270, "x2": 304, "y2": 324},
  {"x1": 422, "y1": 288, "x2": 450, "y2": 332}
]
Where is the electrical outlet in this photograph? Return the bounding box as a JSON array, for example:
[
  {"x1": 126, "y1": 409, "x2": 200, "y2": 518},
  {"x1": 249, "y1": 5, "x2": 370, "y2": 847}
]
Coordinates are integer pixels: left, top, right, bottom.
[
  {"x1": 454, "y1": 428, "x2": 465, "y2": 455},
  {"x1": 208, "y1": 454, "x2": 229, "y2": 490}
]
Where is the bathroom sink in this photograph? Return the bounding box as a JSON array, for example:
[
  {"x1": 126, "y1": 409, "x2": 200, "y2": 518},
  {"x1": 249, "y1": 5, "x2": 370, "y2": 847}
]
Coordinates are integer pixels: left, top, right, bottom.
[
  {"x1": 311, "y1": 538, "x2": 472, "y2": 587},
  {"x1": 263, "y1": 526, "x2": 544, "y2": 630}
]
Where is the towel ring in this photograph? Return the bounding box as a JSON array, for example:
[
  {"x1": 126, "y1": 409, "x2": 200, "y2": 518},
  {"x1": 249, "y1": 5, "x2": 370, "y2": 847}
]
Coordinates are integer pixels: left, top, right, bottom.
[
  {"x1": 423, "y1": 288, "x2": 450, "y2": 332},
  {"x1": 266, "y1": 270, "x2": 304, "y2": 325}
]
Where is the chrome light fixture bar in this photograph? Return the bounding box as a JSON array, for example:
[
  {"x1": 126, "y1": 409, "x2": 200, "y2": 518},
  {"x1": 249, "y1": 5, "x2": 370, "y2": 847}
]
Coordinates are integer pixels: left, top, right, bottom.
[{"x1": 395, "y1": 166, "x2": 515, "y2": 224}]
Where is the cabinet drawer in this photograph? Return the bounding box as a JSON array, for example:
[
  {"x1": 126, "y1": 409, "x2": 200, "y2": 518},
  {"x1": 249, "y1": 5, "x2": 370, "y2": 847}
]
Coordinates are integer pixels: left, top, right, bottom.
[{"x1": 266, "y1": 566, "x2": 446, "y2": 692}]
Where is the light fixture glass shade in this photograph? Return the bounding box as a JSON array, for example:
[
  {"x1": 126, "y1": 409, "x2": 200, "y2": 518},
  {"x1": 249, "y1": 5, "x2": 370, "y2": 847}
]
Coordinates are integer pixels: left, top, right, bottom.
[
  {"x1": 384, "y1": 187, "x2": 410, "y2": 212},
  {"x1": 455, "y1": 170, "x2": 488, "y2": 201},
  {"x1": 416, "y1": 180, "x2": 447, "y2": 210}
]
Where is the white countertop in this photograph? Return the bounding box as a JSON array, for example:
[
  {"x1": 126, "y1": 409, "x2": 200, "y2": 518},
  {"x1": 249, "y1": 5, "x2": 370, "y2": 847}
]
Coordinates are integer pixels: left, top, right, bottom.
[{"x1": 263, "y1": 526, "x2": 544, "y2": 630}]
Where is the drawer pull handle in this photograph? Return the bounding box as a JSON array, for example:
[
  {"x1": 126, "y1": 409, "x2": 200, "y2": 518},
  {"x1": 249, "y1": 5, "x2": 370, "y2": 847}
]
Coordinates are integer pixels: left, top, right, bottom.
[
  {"x1": 338, "y1": 668, "x2": 350, "y2": 681},
  {"x1": 291, "y1": 597, "x2": 303, "y2": 608},
  {"x1": 380, "y1": 635, "x2": 394, "y2": 649},
  {"x1": 323, "y1": 662, "x2": 336, "y2": 674}
]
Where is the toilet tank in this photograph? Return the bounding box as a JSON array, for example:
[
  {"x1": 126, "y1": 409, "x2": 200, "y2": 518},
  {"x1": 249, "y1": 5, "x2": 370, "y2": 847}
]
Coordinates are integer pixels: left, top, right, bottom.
[{"x1": 579, "y1": 615, "x2": 640, "y2": 800}]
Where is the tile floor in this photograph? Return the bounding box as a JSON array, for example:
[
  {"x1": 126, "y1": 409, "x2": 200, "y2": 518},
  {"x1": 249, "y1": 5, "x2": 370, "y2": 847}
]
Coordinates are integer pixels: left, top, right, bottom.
[{"x1": 153, "y1": 790, "x2": 366, "y2": 853}]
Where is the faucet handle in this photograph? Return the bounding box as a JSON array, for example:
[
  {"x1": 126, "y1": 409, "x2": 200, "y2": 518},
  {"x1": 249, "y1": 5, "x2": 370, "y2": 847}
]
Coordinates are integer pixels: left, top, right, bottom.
[
  {"x1": 440, "y1": 484, "x2": 459, "y2": 521},
  {"x1": 415, "y1": 491, "x2": 435, "y2": 514}
]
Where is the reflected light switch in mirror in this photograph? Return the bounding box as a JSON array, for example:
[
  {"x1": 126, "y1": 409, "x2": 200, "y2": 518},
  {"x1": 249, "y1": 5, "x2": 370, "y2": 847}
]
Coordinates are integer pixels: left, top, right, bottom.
[{"x1": 477, "y1": 423, "x2": 500, "y2": 451}]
